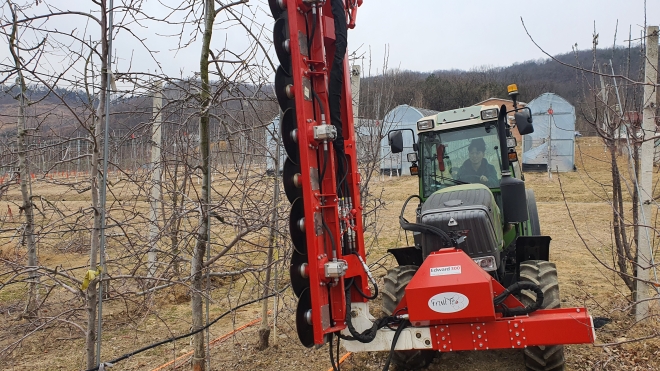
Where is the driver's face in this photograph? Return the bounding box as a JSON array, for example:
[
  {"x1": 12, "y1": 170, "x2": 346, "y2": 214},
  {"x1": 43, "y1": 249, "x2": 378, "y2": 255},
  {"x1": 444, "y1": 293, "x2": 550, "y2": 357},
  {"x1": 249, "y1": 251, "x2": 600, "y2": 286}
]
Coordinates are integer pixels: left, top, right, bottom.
[{"x1": 469, "y1": 149, "x2": 484, "y2": 166}]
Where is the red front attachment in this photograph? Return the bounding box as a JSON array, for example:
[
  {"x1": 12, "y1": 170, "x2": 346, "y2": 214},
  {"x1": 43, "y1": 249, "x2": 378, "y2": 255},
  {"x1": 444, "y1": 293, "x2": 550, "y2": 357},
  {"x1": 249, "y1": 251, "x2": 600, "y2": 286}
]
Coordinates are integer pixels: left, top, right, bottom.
[
  {"x1": 270, "y1": 0, "x2": 368, "y2": 346},
  {"x1": 397, "y1": 249, "x2": 595, "y2": 350}
]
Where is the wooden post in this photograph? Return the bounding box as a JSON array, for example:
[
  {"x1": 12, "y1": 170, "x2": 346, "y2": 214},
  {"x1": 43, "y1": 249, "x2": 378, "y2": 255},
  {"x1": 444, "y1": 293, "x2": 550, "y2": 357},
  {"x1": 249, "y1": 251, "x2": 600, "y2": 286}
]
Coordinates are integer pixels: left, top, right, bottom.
[{"x1": 636, "y1": 26, "x2": 658, "y2": 321}]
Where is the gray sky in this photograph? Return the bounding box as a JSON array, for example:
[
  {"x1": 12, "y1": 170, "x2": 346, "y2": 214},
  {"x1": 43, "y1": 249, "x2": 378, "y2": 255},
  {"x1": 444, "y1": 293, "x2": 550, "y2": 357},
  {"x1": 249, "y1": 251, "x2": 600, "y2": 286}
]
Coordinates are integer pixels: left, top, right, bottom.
[
  {"x1": 2, "y1": 0, "x2": 658, "y2": 84},
  {"x1": 349, "y1": 0, "x2": 660, "y2": 73}
]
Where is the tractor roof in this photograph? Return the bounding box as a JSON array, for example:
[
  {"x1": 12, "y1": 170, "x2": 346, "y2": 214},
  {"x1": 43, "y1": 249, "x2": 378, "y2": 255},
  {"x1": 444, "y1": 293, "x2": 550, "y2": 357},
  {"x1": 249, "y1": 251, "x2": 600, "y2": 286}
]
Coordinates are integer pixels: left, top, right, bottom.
[{"x1": 416, "y1": 105, "x2": 500, "y2": 133}]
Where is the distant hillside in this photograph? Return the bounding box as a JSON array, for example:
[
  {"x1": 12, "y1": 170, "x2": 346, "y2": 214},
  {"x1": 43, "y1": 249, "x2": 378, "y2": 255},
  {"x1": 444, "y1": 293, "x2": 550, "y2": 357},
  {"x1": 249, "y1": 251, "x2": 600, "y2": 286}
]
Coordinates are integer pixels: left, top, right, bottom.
[
  {"x1": 1, "y1": 46, "x2": 654, "y2": 137},
  {"x1": 0, "y1": 82, "x2": 277, "y2": 140},
  {"x1": 358, "y1": 46, "x2": 653, "y2": 135}
]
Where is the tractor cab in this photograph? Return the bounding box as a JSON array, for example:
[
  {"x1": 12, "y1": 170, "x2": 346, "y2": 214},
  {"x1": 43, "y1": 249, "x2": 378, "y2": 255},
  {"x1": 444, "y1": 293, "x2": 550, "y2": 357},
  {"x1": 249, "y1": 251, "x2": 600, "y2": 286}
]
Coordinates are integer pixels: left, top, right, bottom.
[
  {"x1": 387, "y1": 85, "x2": 540, "y2": 277},
  {"x1": 389, "y1": 98, "x2": 533, "y2": 202},
  {"x1": 416, "y1": 107, "x2": 506, "y2": 198}
]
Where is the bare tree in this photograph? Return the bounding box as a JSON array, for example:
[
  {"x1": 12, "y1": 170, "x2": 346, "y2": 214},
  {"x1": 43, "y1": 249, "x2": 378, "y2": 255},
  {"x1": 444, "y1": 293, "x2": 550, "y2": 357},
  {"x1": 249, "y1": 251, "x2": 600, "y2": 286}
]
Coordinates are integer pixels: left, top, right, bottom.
[{"x1": 6, "y1": 2, "x2": 38, "y2": 318}]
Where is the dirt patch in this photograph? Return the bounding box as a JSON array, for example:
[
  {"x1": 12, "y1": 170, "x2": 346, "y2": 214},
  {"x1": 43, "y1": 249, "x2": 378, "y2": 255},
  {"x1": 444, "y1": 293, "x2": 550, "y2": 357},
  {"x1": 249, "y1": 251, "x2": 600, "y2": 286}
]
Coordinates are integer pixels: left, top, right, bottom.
[{"x1": 2, "y1": 137, "x2": 660, "y2": 370}]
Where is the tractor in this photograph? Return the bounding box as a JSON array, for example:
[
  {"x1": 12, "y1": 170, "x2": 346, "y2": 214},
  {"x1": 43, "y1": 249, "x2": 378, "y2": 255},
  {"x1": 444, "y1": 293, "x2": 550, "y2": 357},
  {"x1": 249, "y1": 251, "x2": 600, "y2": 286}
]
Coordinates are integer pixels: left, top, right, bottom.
[
  {"x1": 268, "y1": 0, "x2": 594, "y2": 370},
  {"x1": 376, "y1": 86, "x2": 574, "y2": 370}
]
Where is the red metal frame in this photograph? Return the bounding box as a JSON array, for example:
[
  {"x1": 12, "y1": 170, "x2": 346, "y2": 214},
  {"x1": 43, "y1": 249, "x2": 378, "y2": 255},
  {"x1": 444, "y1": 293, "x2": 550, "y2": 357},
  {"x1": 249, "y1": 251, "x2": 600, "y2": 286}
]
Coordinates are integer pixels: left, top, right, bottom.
[
  {"x1": 282, "y1": 0, "x2": 594, "y2": 352},
  {"x1": 284, "y1": 0, "x2": 368, "y2": 344},
  {"x1": 395, "y1": 249, "x2": 594, "y2": 349}
]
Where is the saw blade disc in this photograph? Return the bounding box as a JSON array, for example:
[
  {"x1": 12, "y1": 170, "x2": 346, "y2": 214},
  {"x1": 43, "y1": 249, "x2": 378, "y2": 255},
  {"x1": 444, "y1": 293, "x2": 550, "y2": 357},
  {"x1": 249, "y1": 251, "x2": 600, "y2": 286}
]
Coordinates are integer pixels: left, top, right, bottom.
[
  {"x1": 283, "y1": 158, "x2": 302, "y2": 203},
  {"x1": 289, "y1": 197, "x2": 306, "y2": 254},
  {"x1": 295, "y1": 288, "x2": 315, "y2": 348},
  {"x1": 281, "y1": 108, "x2": 299, "y2": 164},
  {"x1": 290, "y1": 250, "x2": 309, "y2": 298},
  {"x1": 275, "y1": 66, "x2": 294, "y2": 112},
  {"x1": 268, "y1": 0, "x2": 286, "y2": 20},
  {"x1": 273, "y1": 18, "x2": 291, "y2": 76}
]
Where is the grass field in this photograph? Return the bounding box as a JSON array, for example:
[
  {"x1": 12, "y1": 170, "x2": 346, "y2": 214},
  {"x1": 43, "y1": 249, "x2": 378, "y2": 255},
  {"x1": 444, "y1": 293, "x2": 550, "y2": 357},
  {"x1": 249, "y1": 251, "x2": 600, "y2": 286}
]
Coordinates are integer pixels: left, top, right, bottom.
[{"x1": 1, "y1": 137, "x2": 660, "y2": 371}]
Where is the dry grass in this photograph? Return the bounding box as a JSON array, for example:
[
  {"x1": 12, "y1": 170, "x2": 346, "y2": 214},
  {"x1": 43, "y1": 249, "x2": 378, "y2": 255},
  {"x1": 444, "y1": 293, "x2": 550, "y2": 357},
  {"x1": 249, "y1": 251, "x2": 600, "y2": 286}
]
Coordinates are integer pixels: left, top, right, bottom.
[{"x1": 2, "y1": 137, "x2": 660, "y2": 370}]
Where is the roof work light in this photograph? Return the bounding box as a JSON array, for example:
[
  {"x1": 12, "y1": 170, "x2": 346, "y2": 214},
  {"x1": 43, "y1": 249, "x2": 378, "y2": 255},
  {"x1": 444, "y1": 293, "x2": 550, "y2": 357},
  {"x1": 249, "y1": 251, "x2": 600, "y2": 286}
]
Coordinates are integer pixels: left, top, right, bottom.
[
  {"x1": 507, "y1": 84, "x2": 518, "y2": 96},
  {"x1": 480, "y1": 108, "x2": 498, "y2": 120}
]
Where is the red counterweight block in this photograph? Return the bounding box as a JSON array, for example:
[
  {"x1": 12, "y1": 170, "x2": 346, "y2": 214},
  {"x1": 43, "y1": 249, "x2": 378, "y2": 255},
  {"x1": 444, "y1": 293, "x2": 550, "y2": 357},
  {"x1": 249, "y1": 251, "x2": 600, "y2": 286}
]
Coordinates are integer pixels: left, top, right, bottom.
[
  {"x1": 405, "y1": 248, "x2": 497, "y2": 326},
  {"x1": 401, "y1": 249, "x2": 595, "y2": 351},
  {"x1": 270, "y1": 0, "x2": 367, "y2": 347}
]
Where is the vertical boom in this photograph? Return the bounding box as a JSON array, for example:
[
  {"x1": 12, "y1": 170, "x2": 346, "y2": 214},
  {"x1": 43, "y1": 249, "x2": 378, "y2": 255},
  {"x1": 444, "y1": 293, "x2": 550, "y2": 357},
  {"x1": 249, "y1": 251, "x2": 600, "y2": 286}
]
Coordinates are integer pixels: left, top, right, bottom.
[{"x1": 269, "y1": 0, "x2": 368, "y2": 346}]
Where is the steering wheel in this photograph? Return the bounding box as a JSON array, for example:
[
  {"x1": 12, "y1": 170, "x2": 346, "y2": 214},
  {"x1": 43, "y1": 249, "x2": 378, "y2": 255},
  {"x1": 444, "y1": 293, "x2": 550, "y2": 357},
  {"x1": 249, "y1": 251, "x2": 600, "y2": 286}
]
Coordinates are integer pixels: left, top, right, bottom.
[
  {"x1": 435, "y1": 176, "x2": 469, "y2": 186},
  {"x1": 459, "y1": 174, "x2": 482, "y2": 182}
]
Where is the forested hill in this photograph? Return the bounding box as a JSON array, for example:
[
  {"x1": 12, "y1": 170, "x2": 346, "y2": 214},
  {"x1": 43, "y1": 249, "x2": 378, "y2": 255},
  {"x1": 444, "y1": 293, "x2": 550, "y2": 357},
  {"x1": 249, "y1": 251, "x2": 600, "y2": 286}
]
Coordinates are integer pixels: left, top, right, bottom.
[
  {"x1": 358, "y1": 46, "x2": 652, "y2": 135},
  {"x1": 1, "y1": 47, "x2": 653, "y2": 136}
]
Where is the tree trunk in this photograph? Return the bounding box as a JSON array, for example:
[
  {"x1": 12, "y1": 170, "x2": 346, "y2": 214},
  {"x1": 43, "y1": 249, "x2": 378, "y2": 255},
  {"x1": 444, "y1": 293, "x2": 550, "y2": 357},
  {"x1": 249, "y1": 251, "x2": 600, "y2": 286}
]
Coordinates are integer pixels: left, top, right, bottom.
[
  {"x1": 85, "y1": 0, "x2": 110, "y2": 367},
  {"x1": 9, "y1": 7, "x2": 39, "y2": 318},
  {"x1": 257, "y1": 129, "x2": 281, "y2": 350},
  {"x1": 191, "y1": 1, "x2": 215, "y2": 369}
]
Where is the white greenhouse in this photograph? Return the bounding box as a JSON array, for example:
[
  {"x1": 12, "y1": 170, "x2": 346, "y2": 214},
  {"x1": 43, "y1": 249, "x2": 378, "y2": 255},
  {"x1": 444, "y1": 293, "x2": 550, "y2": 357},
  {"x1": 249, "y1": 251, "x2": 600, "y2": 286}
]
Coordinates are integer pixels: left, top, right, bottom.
[
  {"x1": 522, "y1": 93, "x2": 576, "y2": 172},
  {"x1": 380, "y1": 105, "x2": 439, "y2": 175}
]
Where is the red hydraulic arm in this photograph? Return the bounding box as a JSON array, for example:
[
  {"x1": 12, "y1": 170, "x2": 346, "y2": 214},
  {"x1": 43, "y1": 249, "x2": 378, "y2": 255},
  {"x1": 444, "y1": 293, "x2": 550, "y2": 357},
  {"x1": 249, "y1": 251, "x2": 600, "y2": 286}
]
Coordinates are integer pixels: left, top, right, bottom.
[{"x1": 269, "y1": 0, "x2": 368, "y2": 346}]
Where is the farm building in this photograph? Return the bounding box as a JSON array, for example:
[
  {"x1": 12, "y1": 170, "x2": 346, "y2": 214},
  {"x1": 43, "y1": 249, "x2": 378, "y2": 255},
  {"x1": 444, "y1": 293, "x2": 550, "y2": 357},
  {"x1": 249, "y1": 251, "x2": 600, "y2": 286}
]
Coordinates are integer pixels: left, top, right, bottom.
[
  {"x1": 522, "y1": 93, "x2": 576, "y2": 172},
  {"x1": 380, "y1": 105, "x2": 439, "y2": 175}
]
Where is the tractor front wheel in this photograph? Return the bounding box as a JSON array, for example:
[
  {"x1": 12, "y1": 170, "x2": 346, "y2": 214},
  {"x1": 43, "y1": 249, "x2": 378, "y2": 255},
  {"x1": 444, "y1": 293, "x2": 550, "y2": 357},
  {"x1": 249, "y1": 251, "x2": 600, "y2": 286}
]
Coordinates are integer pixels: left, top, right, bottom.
[
  {"x1": 519, "y1": 260, "x2": 565, "y2": 371},
  {"x1": 382, "y1": 265, "x2": 436, "y2": 370}
]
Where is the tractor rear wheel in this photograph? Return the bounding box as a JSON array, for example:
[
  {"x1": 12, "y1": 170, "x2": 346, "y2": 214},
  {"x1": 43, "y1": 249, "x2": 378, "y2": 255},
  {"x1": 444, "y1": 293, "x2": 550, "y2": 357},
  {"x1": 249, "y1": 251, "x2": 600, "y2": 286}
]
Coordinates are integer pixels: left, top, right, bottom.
[
  {"x1": 382, "y1": 265, "x2": 436, "y2": 370},
  {"x1": 526, "y1": 189, "x2": 541, "y2": 235},
  {"x1": 519, "y1": 260, "x2": 565, "y2": 371}
]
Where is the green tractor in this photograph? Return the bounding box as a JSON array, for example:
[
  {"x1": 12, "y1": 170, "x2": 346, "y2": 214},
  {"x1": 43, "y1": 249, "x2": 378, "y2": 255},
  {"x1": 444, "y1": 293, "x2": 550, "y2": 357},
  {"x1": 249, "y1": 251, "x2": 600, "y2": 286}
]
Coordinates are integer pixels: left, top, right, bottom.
[{"x1": 385, "y1": 86, "x2": 564, "y2": 370}]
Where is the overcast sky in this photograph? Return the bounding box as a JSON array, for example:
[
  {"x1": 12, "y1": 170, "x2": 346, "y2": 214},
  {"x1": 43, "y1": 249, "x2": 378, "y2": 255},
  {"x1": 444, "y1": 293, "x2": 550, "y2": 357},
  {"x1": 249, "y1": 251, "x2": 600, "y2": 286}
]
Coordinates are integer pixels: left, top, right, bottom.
[
  {"x1": 2, "y1": 0, "x2": 659, "y2": 83},
  {"x1": 349, "y1": 0, "x2": 660, "y2": 73}
]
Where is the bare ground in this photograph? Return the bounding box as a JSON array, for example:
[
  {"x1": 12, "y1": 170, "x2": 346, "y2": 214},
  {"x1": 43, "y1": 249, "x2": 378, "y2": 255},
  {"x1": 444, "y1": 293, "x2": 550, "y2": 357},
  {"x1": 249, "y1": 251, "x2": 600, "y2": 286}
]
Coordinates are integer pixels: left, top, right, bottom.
[{"x1": 2, "y1": 138, "x2": 660, "y2": 370}]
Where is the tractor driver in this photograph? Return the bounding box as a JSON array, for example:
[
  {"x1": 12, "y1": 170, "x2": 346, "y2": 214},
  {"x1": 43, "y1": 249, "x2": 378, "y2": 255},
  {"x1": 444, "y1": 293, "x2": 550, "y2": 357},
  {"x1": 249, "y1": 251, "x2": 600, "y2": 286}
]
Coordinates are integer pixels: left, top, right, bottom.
[{"x1": 457, "y1": 138, "x2": 498, "y2": 187}]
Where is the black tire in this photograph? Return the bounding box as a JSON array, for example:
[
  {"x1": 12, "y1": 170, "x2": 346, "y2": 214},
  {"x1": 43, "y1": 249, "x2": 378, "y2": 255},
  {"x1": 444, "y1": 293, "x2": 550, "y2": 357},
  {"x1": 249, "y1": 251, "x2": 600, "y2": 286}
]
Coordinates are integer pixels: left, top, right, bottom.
[
  {"x1": 382, "y1": 265, "x2": 436, "y2": 370},
  {"x1": 519, "y1": 261, "x2": 565, "y2": 371},
  {"x1": 526, "y1": 189, "x2": 541, "y2": 235}
]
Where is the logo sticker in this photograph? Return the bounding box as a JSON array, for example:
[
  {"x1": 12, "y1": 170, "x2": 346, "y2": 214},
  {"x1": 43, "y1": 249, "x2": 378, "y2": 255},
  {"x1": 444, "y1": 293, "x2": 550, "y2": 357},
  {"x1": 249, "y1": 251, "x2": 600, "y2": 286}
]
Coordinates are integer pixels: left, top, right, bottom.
[
  {"x1": 428, "y1": 292, "x2": 469, "y2": 313},
  {"x1": 430, "y1": 265, "x2": 461, "y2": 276},
  {"x1": 448, "y1": 217, "x2": 457, "y2": 226}
]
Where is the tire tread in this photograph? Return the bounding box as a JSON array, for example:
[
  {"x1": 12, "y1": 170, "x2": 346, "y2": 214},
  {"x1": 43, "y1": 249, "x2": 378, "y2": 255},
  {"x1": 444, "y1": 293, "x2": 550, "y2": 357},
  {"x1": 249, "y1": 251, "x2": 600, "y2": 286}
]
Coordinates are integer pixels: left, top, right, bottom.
[{"x1": 519, "y1": 260, "x2": 565, "y2": 371}]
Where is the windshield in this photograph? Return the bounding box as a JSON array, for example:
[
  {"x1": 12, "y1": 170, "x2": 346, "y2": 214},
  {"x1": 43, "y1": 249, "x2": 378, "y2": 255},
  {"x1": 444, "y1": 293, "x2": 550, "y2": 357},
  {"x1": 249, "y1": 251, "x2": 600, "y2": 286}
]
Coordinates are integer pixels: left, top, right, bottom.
[{"x1": 419, "y1": 122, "x2": 502, "y2": 198}]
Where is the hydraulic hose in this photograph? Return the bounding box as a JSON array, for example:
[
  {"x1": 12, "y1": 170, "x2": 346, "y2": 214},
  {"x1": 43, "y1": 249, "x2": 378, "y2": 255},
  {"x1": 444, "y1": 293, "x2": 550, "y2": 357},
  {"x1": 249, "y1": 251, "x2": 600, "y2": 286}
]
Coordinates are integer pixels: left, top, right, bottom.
[
  {"x1": 493, "y1": 281, "x2": 544, "y2": 317},
  {"x1": 329, "y1": 0, "x2": 348, "y2": 192},
  {"x1": 399, "y1": 195, "x2": 452, "y2": 246},
  {"x1": 382, "y1": 320, "x2": 410, "y2": 371}
]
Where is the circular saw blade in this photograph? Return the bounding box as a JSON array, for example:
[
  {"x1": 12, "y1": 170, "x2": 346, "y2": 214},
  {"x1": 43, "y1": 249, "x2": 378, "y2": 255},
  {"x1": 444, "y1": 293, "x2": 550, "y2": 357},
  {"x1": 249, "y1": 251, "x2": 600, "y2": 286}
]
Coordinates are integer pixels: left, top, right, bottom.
[
  {"x1": 275, "y1": 66, "x2": 294, "y2": 112},
  {"x1": 268, "y1": 0, "x2": 286, "y2": 20},
  {"x1": 281, "y1": 108, "x2": 299, "y2": 164},
  {"x1": 290, "y1": 250, "x2": 309, "y2": 298},
  {"x1": 289, "y1": 197, "x2": 306, "y2": 254},
  {"x1": 295, "y1": 288, "x2": 315, "y2": 348},
  {"x1": 273, "y1": 18, "x2": 291, "y2": 76},
  {"x1": 283, "y1": 158, "x2": 302, "y2": 203}
]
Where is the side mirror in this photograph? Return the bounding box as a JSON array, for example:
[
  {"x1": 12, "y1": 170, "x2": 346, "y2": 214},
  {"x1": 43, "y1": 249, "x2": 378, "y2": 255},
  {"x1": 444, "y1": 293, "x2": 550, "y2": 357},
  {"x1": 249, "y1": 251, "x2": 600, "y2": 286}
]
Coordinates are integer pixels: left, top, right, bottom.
[
  {"x1": 514, "y1": 108, "x2": 534, "y2": 135},
  {"x1": 388, "y1": 131, "x2": 404, "y2": 154}
]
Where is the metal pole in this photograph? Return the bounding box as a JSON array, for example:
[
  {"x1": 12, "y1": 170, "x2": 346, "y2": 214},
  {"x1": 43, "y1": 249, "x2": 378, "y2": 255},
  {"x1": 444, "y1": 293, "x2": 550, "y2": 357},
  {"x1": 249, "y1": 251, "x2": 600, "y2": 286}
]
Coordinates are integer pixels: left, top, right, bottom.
[
  {"x1": 636, "y1": 26, "x2": 658, "y2": 321},
  {"x1": 97, "y1": 0, "x2": 114, "y2": 364}
]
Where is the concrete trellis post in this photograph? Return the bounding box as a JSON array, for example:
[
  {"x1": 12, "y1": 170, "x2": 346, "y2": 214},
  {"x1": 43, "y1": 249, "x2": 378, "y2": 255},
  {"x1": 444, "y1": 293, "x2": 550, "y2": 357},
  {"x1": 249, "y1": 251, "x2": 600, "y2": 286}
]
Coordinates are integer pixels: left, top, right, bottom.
[
  {"x1": 148, "y1": 82, "x2": 163, "y2": 278},
  {"x1": 636, "y1": 26, "x2": 658, "y2": 321}
]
